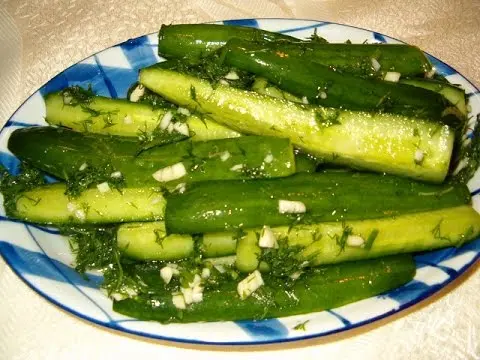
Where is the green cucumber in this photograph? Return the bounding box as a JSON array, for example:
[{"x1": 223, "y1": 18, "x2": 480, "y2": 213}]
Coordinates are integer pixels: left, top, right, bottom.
[
  {"x1": 12, "y1": 183, "x2": 165, "y2": 224},
  {"x1": 236, "y1": 205, "x2": 480, "y2": 272},
  {"x1": 117, "y1": 222, "x2": 193, "y2": 261},
  {"x1": 8, "y1": 127, "x2": 296, "y2": 187},
  {"x1": 116, "y1": 222, "x2": 237, "y2": 260},
  {"x1": 219, "y1": 39, "x2": 454, "y2": 120},
  {"x1": 158, "y1": 23, "x2": 296, "y2": 60},
  {"x1": 302, "y1": 205, "x2": 480, "y2": 266},
  {"x1": 157, "y1": 24, "x2": 432, "y2": 78},
  {"x1": 256, "y1": 41, "x2": 433, "y2": 78},
  {"x1": 165, "y1": 172, "x2": 470, "y2": 234},
  {"x1": 139, "y1": 66, "x2": 455, "y2": 182},
  {"x1": 45, "y1": 91, "x2": 241, "y2": 141},
  {"x1": 235, "y1": 232, "x2": 261, "y2": 272},
  {"x1": 400, "y1": 78, "x2": 468, "y2": 116},
  {"x1": 112, "y1": 254, "x2": 415, "y2": 323},
  {"x1": 200, "y1": 232, "x2": 237, "y2": 258}
]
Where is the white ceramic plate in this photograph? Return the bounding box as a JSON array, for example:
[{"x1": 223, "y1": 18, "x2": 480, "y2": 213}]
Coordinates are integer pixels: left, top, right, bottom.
[{"x1": 0, "y1": 18, "x2": 479, "y2": 345}]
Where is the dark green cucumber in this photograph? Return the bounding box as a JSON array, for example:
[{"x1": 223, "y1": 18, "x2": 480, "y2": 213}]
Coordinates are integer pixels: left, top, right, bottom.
[
  {"x1": 165, "y1": 172, "x2": 471, "y2": 234},
  {"x1": 158, "y1": 24, "x2": 432, "y2": 78},
  {"x1": 139, "y1": 66, "x2": 455, "y2": 182},
  {"x1": 12, "y1": 183, "x2": 165, "y2": 224},
  {"x1": 158, "y1": 23, "x2": 296, "y2": 60},
  {"x1": 112, "y1": 255, "x2": 415, "y2": 323},
  {"x1": 45, "y1": 91, "x2": 241, "y2": 141},
  {"x1": 254, "y1": 41, "x2": 432, "y2": 78},
  {"x1": 400, "y1": 78, "x2": 468, "y2": 116},
  {"x1": 219, "y1": 39, "x2": 455, "y2": 121},
  {"x1": 8, "y1": 127, "x2": 296, "y2": 187},
  {"x1": 236, "y1": 205, "x2": 480, "y2": 272}
]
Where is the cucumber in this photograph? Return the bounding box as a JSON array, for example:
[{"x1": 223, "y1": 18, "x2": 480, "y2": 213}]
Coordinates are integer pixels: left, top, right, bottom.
[
  {"x1": 8, "y1": 127, "x2": 296, "y2": 187},
  {"x1": 158, "y1": 23, "x2": 296, "y2": 60},
  {"x1": 45, "y1": 91, "x2": 241, "y2": 141},
  {"x1": 200, "y1": 232, "x2": 237, "y2": 258},
  {"x1": 117, "y1": 222, "x2": 193, "y2": 261},
  {"x1": 235, "y1": 232, "x2": 261, "y2": 272},
  {"x1": 256, "y1": 42, "x2": 433, "y2": 78},
  {"x1": 112, "y1": 254, "x2": 415, "y2": 323},
  {"x1": 11, "y1": 183, "x2": 165, "y2": 224},
  {"x1": 236, "y1": 205, "x2": 480, "y2": 272},
  {"x1": 399, "y1": 78, "x2": 468, "y2": 116},
  {"x1": 116, "y1": 222, "x2": 238, "y2": 260},
  {"x1": 219, "y1": 39, "x2": 455, "y2": 121},
  {"x1": 302, "y1": 205, "x2": 480, "y2": 266},
  {"x1": 139, "y1": 66, "x2": 455, "y2": 182},
  {"x1": 165, "y1": 172, "x2": 470, "y2": 234},
  {"x1": 157, "y1": 24, "x2": 432, "y2": 78}
]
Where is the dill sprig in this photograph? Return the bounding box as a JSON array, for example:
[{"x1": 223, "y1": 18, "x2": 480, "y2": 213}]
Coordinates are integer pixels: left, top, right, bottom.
[
  {"x1": 451, "y1": 113, "x2": 480, "y2": 184},
  {"x1": 60, "y1": 225, "x2": 131, "y2": 295},
  {"x1": 164, "y1": 53, "x2": 256, "y2": 90},
  {"x1": 307, "y1": 28, "x2": 328, "y2": 44},
  {"x1": 64, "y1": 162, "x2": 125, "y2": 198},
  {"x1": 259, "y1": 237, "x2": 305, "y2": 279},
  {"x1": 61, "y1": 86, "x2": 95, "y2": 106},
  {"x1": 0, "y1": 163, "x2": 46, "y2": 216},
  {"x1": 332, "y1": 222, "x2": 353, "y2": 255}
]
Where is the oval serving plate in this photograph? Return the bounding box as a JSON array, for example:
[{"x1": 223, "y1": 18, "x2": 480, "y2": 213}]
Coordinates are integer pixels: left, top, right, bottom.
[{"x1": 0, "y1": 18, "x2": 479, "y2": 345}]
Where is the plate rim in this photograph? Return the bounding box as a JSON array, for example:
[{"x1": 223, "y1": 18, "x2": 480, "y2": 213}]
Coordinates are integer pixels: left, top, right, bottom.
[{"x1": 0, "y1": 17, "x2": 479, "y2": 346}]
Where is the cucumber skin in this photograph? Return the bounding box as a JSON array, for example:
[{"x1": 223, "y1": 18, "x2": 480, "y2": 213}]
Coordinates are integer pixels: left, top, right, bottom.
[
  {"x1": 13, "y1": 183, "x2": 165, "y2": 224},
  {"x1": 165, "y1": 172, "x2": 471, "y2": 234},
  {"x1": 220, "y1": 39, "x2": 450, "y2": 120},
  {"x1": 399, "y1": 79, "x2": 467, "y2": 116},
  {"x1": 139, "y1": 67, "x2": 455, "y2": 183},
  {"x1": 8, "y1": 127, "x2": 296, "y2": 187},
  {"x1": 265, "y1": 42, "x2": 432, "y2": 77},
  {"x1": 158, "y1": 23, "x2": 296, "y2": 59},
  {"x1": 112, "y1": 255, "x2": 415, "y2": 323}
]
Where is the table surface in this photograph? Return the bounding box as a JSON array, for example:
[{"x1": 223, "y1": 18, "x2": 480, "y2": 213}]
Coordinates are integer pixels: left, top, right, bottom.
[{"x1": 0, "y1": 1, "x2": 479, "y2": 359}]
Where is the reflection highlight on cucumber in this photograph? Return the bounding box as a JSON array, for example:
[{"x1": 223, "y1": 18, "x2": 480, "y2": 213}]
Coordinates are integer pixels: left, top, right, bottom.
[{"x1": 2, "y1": 23, "x2": 479, "y2": 324}]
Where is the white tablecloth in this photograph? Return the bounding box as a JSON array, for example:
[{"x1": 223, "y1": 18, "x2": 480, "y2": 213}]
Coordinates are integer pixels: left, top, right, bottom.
[{"x1": 0, "y1": 1, "x2": 479, "y2": 359}]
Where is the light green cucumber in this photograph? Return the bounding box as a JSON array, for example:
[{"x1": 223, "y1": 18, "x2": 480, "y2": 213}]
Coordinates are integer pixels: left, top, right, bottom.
[{"x1": 139, "y1": 67, "x2": 455, "y2": 182}]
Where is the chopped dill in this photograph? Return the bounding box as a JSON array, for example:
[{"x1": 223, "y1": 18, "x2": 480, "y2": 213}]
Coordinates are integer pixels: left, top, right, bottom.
[
  {"x1": 364, "y1": 229, "x2": 379, "y2": 250},
  {"x1": 293, "y1": 320, "x2": 309, "y2": 331},
  {"x1": 61, "y1": 85, "x2": 95, "y2": 106},
  {"x1": 315, "y1": 109, "x2": 341, "y2": 128},
  {"x1": 259, "y1": 237, "x2": 304, "y2": 279},
  {"x1": 451, "y1": 113, "x2": 480, "y2": 184},
  {"x1": 65, "y1": 162, "x2": 125, "y2": 198},
  {"x1": 332, "y1": 223, "x2": 353, "y2": 255},
  {"x1": 308, "y1": 28, "x2": 328, "y2": 44},
  {"x1": 136, "y1": 120, "x2": 187, "y2": 154},
  {"x1": 154, "y1": 229, "x2": 167, "y2": 247},
  {"x1": 0, "y1": 163, "x2": 46, "y2": 216},
  {"x1": 190, "y1": 85, "x2": 197, "y2": 101},
  {"x1": 431, "y1": 219, "x2": 452, "y2": 244}
]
